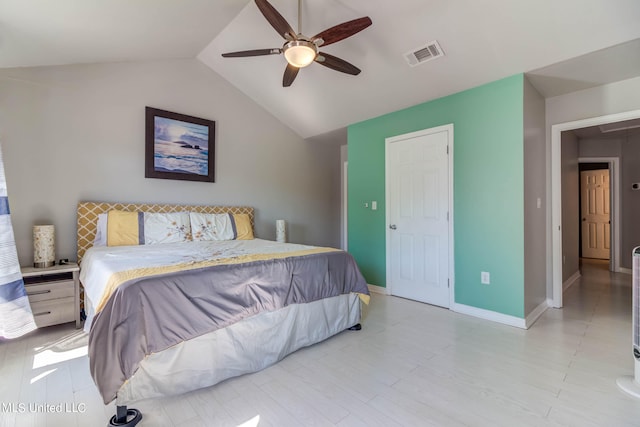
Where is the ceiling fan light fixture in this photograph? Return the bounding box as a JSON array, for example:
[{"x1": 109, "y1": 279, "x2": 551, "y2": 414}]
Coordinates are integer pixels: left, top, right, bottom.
[
  {"x1": 283, "y1": 40, "x2": 317, "y2": 68},
  {"x1": 222, "y1": 0, "x2": 372, "y2": 87}
]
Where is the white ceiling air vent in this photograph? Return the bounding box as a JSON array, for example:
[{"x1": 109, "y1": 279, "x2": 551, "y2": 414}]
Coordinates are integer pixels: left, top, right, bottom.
[{"x1": 404, "y1": 40, "x2": 445, "y2": 67}]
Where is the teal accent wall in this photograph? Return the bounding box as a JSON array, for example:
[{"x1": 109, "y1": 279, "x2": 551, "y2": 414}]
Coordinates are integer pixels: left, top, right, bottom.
[{"x1": 348, "y1": 74, "x2": 525, "y2": 318}]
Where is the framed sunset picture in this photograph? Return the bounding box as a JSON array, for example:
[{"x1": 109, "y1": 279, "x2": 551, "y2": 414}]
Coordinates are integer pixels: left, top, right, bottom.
[{"x1": 145, "y1": 107, "x2": 215, "y2": 182}]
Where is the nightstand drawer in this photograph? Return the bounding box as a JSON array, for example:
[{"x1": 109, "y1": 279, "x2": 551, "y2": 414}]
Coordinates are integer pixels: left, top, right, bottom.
[
  {"x1": 30, "y1": 298, "x2": 75, "y2": 328},
  {"x1": 21, "y1": 262, "x2": 80, "y2": 329},
  {"x1": 25, "y1": 280, "x2": 74, "y2": 303}
]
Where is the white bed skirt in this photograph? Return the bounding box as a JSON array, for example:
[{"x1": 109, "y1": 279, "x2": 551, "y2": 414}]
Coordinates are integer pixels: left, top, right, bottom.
[{"x1": 115, "y1": 293, "x2": 361, "y2": 404}]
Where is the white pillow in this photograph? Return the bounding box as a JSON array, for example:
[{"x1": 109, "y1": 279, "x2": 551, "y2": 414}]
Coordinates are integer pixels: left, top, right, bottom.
[
  {"x1": 143, "y1": 212, "x2": 192, "y2": 244},
  {"x1": 93, "y1": 213, "x2": 108, "y2": 247},
  {"x1": 190, "y1": 212, "x2": 235, "y2": 241}
]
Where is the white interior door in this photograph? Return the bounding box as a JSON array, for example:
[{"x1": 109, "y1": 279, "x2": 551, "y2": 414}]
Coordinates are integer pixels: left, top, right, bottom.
[
  {"x1": 387, "y1": 127, "x2": 451, "y2": 307},
  {"x1": 581, "y1": 169, "x2": 610, "y2": 260}
]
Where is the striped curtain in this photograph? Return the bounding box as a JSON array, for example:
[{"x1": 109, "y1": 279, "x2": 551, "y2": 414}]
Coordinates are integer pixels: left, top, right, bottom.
[{"x1": 0, "y1": 144, "x2": 36, "y2": 339}]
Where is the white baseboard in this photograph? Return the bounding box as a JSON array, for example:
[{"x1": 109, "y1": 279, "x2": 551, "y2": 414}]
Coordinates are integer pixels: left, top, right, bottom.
[
  {"x1": 563, "y1": 270, "x2": 581, "y2": 291},
  {"x1": 525, "y1": 300, "x2": 549, "y2": 329},
  {"x1": 451, "y1": 303, "x2": 526, "y2": 329},
  {"x1": 619, "y1": 267, "x2": 632, "y2": 275},
  {"x1": 375, "y1": 292, "x2": 546, "y2": 329},
  {"x1": 367, "y1": 284, "x2": 390, "y2": 295}
]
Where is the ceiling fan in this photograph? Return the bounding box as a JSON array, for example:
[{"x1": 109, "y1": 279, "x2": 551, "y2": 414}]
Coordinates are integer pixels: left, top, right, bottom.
[{"x1": 221, "y1": 0, "x2": 372, "y2": 87}]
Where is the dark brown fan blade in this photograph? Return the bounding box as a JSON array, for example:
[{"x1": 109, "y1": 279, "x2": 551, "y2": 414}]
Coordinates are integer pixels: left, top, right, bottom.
[
  {"x1": 312, "y1": 17, "x2": 372, "y2": 47},
  {"x1": 283, "y1": 63, "x2": 300, "y2": 87},
  {"x1": 222, "y1": 48, "x2": 282, "y2": 58},
  {"x1": 315, "y1": 52, "x2": 361, "y2": 75},
  {"x1": 255, "y1": 0, "x2": 297, "y2": 40}
]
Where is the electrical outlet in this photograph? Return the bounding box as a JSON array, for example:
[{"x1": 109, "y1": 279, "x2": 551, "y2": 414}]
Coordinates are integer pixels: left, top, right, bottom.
[{"x1": 481, "y1": 271, "x2": 490, "y2": 285}]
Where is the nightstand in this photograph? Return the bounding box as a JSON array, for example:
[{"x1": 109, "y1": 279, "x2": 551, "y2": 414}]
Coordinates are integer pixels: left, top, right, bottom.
[{"x1": 21, "y1": 263, "x2": 80, "y2": 329}]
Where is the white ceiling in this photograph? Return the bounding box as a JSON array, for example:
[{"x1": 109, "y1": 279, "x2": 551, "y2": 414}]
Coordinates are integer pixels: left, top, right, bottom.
[
  {"x1": 0, "y1": 0, "x2": 249, "y2": 67},
  {"x1": 527, "y1": 38, "x2": 640, "y2": 98},
  {"x1": 2, "y1": 0, "x2": 640, "y2": 138}
]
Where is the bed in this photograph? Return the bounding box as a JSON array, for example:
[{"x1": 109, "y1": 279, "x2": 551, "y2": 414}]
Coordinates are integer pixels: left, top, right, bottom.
[{"x1": 76, "y1": 202, "x2": 369, "y2": 421}]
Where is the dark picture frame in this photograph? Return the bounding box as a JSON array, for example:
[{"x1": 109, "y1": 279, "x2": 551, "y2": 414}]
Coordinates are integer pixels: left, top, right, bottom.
[{"x1": 145, "y1": 107, "x2": 215, "y2": 182}]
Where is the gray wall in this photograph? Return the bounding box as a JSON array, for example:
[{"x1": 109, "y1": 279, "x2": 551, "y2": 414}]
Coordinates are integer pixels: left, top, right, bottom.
[
  {"x1": 579, "y1": 133, "x2": 640, "y2": 269},
  {"x1": 0, "y1": 59, "x2": 342, "y2": 266},
  {"x1": 561, "y1": 131, "x2": 580, "y2": 283},
  {"x1": 304, "y1": 128, "x2": 347, "y2": 250},
  {"x1": 546, "y1": 76, "x2": 640, "y2": 126},
  {"x1": 523, "y1": 77, "x2": 547, "y2": 314},
  {"x1": 622, "y1": 133, "x2": 640, "y2": 264}
]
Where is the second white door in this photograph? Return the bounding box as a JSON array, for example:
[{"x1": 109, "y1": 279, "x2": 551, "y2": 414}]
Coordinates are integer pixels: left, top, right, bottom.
[{"x1": 387, "y1": 126, "x2": 451, "y2": 307}]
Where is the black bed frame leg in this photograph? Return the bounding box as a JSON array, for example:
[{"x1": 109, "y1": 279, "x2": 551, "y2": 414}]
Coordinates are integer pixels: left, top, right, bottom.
[
  {"x1": 348, "y1": 323, "x2": 362, "y2": 331},
  {"x1": 109, "y1": 405, "x2": 142, "y2": 427},
  {"x1": 115, "y1": 406, "x2": 129, "y2": 424}
]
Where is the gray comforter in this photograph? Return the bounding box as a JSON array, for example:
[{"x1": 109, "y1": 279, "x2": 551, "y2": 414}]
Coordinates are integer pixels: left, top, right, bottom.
[{"x1": 88, "y1": 249, "x2": 368, "y2": 404}]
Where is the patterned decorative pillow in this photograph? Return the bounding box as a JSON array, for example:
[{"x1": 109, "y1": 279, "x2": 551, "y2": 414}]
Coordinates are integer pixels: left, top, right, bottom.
[
  {"x1": 190, "y1": 212, "x2": 235, "y2": 241},
  {"x1": 143, "y1": 212, "x2": 192, "y2": 244}
]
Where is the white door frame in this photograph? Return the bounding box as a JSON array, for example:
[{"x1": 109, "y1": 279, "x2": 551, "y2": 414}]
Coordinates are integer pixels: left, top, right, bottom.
[
  {"x1": 342, "y1": 160, "x2": 348, "y2": 251},
  {"x1": 578, "y1": 157, "x2": 619, "y2": 269},
  {"x1": 551, "y1": 109, "x2": 640, "y2": 308},
  {"x1": 385, "y1": 124, "x2": 455, "y2": 306}
]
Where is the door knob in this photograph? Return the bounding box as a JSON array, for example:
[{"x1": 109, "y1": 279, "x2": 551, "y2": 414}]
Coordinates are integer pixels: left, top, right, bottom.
[{"x1": 389, "y1": 224, "x2": 397, "y2": 230}]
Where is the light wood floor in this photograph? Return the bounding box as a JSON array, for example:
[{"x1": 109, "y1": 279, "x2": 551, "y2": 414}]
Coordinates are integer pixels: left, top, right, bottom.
[{"x1": 2, "y1": 259, "x2": 640, "y2": 426}]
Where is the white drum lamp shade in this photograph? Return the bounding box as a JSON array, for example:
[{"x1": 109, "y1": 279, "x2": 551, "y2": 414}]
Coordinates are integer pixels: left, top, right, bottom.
[
  {"x1": 33, "y1": 225, "x2": 55, "y2": 268},
  {"x1": 276, "y1": 220, "x2": 287, "y2": 243}
]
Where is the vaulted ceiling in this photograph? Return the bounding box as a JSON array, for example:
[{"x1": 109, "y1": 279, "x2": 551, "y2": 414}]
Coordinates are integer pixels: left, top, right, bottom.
[{"x1": 2, "y1": 0, "x2": 640, "y2": 138}]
